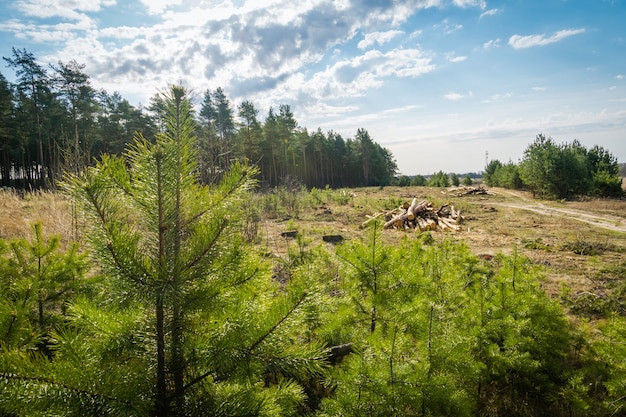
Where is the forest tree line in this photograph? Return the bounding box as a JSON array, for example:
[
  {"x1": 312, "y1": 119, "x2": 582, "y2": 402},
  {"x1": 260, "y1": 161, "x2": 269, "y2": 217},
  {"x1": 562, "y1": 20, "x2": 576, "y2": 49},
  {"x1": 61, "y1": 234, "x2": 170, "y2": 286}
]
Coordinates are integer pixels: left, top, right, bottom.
[
  {"x1": 0, "y1": 48, "x2": 397, "y2": 190},
  {"x1": 483, "y1": 134, "x2": 623, "y2": 199}
]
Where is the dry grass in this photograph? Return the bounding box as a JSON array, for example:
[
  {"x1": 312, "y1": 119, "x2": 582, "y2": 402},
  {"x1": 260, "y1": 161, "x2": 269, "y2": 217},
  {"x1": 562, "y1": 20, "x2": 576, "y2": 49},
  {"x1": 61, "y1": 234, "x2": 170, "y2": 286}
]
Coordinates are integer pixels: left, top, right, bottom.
[
  {"x1": 257, "y1": 185, "x2": 626, "y2": 299},
  {"x1": 2, "y1": 185, "x2": 625, "y2": 301},
  {"x1": 0, "y1": 189, "x2": 75, "y2": 245}
]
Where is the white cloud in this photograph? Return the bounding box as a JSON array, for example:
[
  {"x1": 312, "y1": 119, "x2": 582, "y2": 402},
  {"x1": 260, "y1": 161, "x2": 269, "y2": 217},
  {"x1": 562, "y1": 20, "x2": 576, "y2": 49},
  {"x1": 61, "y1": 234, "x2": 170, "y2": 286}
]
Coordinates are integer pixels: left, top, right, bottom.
[
  {"x1": 444, "y1": 91, "x2": 473, "y2": 100},
  {"x1": 447, "y1": 54, "x2": 467, "y2": 63},
  {"x1": 616, "y1": 74, "x2": 625, "y2": 80},
  {"x1": 301, "y1": 47, "x2": 435, "y2": 104},
  {"x1": 14, "y1": 0, "x2": 115, "y2": 19},
  {"x1": 531, "y1": 87, "x2": 547, "y2": 92},
  {"x1": 482, "y1": 92, "x2": 512, "y2": 103},
  {"x1": 509, "y1": 28, "x2": 586, "y2": 49},
  {"x1": 444, "y1": 92, "x2": 464, "y2": 100},
  {"x1": 452, "y1": 0, "x2": 486, "y2": 8},
  {"x1": 483, "y1": 38, "x2": 500, "y2": 49},
  {"x1": 138, "y1": 0, "x2": 183, "y2": 15},
  {"x1": 98, "y1": 26, "x2": 145, "y2": 40},
  {"x1": 0, "y1": 17, "x2": 95, "y2": 44},
  {"x1": 437, "y1": 18, "x2": 463, "y2": 34},
  {"x1": 358, "y1": 30, "x2": 404, "y2": 50},
  {"x1": 479, "y1": 8, "x2": 499, "y2": 19}
]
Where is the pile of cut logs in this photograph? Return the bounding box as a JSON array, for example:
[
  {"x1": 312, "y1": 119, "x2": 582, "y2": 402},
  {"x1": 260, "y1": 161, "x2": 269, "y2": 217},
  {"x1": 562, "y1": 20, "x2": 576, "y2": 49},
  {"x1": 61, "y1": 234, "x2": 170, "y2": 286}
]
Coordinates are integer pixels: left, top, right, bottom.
[
  {"x1": 361, "y1": 198, "x2": 464, "y2": 232},
  {"x1": 443, "y1": 185, "x2": 492, "y2": 197}
]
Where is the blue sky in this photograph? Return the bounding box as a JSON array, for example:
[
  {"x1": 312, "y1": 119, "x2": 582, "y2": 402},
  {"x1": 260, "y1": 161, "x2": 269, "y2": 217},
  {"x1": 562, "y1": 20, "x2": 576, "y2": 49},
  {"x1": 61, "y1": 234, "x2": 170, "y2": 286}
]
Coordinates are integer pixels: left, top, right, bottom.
[{"x1": 1, "y1": 0, "x2": 624, "y2": 175}]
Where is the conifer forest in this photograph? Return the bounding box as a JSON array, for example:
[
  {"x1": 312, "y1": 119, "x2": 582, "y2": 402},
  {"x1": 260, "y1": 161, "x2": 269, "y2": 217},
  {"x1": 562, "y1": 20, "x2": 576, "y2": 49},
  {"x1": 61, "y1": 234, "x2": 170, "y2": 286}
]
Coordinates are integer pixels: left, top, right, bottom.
[{"x1": 0, "y1": 48, "x2": 397, "y2": 191}]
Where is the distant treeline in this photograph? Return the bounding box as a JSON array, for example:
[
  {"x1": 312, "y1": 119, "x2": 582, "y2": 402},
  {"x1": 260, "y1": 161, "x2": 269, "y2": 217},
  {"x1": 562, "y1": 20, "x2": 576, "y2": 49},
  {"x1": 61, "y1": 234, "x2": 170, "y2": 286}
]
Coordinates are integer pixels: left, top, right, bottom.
[
  {"x1": 0, "y1": 48, "x2": 397, "y2": 190},
  {"x1": 484, "y1": 134, "x2": 623, "y2": 199}
]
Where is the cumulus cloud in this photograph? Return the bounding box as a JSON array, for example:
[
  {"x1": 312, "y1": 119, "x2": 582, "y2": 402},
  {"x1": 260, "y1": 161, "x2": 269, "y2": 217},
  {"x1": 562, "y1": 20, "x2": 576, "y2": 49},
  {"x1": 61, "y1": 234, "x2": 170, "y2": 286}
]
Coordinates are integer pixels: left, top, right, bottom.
[
  {"x1": 483, "y1": 38, "x2": 500, "y2": 49},
  {"x1": 616, "y1": 74, "x2": 625, "y2": 80},
  {"x1": 311, "y1": 47, "x2": 435, "y2": 97},
  {"x1": 138, "y1": 0, "x2": 182, "y2": 15},
  {"x1": 358, "y1": 30, "x2": 404, "y2": 49},
  {"x1": 15, "y1": 0, "x2": 115, "y2": 17},
  {"x1": 508, "y1": 28, "x2": 586, "y2": 49}
]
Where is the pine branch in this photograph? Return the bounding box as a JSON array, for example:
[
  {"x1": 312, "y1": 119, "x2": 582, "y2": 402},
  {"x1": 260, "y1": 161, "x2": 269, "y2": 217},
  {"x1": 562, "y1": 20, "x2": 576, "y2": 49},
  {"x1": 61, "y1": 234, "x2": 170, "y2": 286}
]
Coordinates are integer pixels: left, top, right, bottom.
[
  {"x1": 182, "y1": 217, "x2": 228, "y2": 273},
  {"x1": 182, "y1": 171, "x2": 248, "y2": 229},
  {"x1": 248, "y1": 291, "x2": 308, "y2": 353},
  {"x1": 84, "y1": 185, "x2": 150, "y2": 286},
  {"x1": 0, "y1": 372, "x2": 138, "y2": 410}
]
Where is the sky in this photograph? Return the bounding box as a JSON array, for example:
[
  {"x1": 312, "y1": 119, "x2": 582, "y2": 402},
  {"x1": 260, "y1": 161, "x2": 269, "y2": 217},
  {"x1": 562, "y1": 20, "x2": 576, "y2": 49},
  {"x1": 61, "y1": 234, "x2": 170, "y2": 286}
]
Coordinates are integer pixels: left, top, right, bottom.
[{"x1": 0, "y1": 0, "x2": 625, "y2": 176}]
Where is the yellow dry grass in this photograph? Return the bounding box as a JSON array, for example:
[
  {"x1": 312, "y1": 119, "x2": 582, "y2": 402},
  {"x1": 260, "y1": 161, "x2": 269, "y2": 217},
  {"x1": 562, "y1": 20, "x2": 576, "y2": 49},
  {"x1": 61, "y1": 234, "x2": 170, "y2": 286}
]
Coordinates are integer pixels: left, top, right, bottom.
[
  {"x1": 0, "y1": 189, "x2": 75, "y2": 245},
  {"x1": 2, "y1": 185, "x2": 624, "y2": 299},
  {"x1": 257, "y1": 185, "x2": 626, "y2": 298}
]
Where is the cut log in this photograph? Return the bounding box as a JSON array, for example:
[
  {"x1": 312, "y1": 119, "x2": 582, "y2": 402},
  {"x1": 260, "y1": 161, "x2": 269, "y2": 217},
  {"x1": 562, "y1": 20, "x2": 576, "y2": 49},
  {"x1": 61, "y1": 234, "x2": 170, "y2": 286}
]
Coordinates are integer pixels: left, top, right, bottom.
[
  {"x1": 384, "y1": 212, "x2": 410, "y2": 229},
  {"x1": 410, "y1": 200, "x2": 430, "y2": 216},
  {"x1": 439, "y1": 217, "x2": 462, "y2": 231},
  {"x1": 360, "y1": 212, "x2": 384, "y2": 229},
  {"x1": 416, "y1": 217, "x2": 429, "y2": 231},
  {"x1": 328, "y1": 343, "x2": 354, "y2": 364},
  {"x1": 323, "y1": 235, "x2": 344, "y2": 244}
]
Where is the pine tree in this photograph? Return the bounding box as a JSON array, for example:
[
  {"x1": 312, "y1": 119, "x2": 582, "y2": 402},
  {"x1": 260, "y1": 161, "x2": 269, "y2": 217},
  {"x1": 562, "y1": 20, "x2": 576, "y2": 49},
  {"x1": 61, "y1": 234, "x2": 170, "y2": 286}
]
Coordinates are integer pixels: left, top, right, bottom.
[{"x1": 0, "y1": 85, "x2": 325, "y2": 417}]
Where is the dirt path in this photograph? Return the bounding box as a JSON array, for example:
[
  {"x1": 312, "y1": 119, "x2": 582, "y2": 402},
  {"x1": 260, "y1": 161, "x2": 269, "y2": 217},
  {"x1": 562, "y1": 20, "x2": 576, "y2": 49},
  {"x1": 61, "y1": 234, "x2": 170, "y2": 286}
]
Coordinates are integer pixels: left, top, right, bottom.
[{"x1": 491, "y1": 189, "x2": 626, "y2": 233}]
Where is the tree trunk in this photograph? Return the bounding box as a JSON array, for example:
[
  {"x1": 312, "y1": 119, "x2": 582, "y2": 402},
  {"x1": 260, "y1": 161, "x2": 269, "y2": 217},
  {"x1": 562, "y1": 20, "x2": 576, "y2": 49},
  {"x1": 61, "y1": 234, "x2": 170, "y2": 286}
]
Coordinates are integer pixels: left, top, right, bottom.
[{"x1": 155, "y1": 293, "x2": 168, "y2": 417}]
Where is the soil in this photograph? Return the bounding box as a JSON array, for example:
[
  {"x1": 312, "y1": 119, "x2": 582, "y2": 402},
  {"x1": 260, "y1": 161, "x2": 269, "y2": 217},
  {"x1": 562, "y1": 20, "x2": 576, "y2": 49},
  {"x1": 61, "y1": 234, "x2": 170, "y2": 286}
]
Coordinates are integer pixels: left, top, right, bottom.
[{"x1": 492, "y1": 189, "x2": 626, "y2": 233}]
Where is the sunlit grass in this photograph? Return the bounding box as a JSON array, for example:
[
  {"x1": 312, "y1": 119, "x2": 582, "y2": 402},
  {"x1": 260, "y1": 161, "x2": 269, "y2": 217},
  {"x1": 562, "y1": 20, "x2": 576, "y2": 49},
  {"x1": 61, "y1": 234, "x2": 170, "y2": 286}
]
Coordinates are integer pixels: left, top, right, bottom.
[{"x1": 0, "y1": 189, "x2": 75, "y2": 245}]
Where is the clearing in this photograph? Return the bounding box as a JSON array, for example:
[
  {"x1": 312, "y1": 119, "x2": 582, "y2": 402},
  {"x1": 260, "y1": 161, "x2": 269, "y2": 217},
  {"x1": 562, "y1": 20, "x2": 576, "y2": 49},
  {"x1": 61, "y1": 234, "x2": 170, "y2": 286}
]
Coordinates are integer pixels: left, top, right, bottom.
[{"x1": 258, "y1": 186, "x2": 626, "y2": 299}]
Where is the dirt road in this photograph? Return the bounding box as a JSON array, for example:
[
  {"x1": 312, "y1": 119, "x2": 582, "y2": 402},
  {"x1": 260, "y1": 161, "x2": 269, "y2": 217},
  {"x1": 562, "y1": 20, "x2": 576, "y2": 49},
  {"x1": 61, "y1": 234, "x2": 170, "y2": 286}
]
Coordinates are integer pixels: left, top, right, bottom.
[{"x1": 491, "y1": 189, "x2": 626, "y2": 233}]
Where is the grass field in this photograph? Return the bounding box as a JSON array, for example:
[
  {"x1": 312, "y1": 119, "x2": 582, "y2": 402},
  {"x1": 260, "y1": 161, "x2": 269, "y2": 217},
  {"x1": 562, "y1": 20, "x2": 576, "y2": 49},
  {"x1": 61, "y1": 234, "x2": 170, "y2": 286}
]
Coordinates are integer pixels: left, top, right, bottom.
[
  {"x1": 2, "y1": 185, "x2": 625, "y2": 306},
  {"x1": 251, "y1": 185, "x2": 626, "y2": 303}
]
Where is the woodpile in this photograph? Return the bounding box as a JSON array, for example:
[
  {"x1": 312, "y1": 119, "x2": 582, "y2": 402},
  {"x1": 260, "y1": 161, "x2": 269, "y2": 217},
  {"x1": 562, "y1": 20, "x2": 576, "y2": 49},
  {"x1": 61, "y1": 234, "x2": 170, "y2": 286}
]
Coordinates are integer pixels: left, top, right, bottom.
[
  {"x1": 361, "y1": 198, "x2": 465, "y2": 232},
  {"x1": 443, "y1": 185, "x2": 492, "y2": 197}
]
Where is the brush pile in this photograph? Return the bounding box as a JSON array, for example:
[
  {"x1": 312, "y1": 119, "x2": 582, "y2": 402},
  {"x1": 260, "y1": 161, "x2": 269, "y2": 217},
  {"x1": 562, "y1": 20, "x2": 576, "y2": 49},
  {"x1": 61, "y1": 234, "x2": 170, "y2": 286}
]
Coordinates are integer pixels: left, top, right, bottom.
[
  {"x1": 361, "y1": 198, "x2": 464, "y2": 232},
  {"x1": 443, "y1": 185, "x2": 492, "y2": 197}
]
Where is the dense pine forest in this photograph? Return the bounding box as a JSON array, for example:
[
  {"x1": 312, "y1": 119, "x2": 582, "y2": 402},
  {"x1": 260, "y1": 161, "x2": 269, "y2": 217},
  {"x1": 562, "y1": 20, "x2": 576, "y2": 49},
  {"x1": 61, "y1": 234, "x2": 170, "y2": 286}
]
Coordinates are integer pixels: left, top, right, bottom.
[{"x1": 0, "y1": 48, "x2": 397, "y2": 190}]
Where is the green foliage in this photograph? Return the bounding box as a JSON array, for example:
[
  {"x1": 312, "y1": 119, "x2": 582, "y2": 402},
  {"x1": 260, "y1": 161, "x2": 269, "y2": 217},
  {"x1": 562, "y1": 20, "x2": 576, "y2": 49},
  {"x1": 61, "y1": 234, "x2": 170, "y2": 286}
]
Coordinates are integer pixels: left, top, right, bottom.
[
  {"x1": 519, "y1": 134, "x2": 622, "y2": 199},
  {"x1": 410, "y1": 175, "x2": 427, "y2": 186},
  {"x1": 0, "y1": 85, "x2": 325, "y2": 417},
  {"x1": 592, "y1": 169, "x2": 623, "y2": 198},
  {"x1": 428, "y1": 170, "x2": 450, "y2": 187},
  {"x1": 315, "y1": 235, "x2": 581, "y2": 417},
  {"x1": 485, "y1": 159, "x2": 523, "y2": 189},
  {"x1": 580, "y1": 314, "x2": 626, "y2": 415},
  {"x1": 462, "y1": 174, "x2": 473, "y2": 186},
  {"x1": 0, "y1": 222, "x2": 87, "y2": 350},
  {"x1": 396, "y1": 175, "x2": 411, "y2": 186}
]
